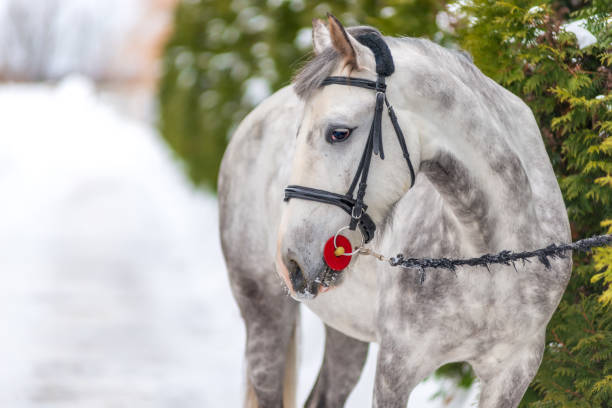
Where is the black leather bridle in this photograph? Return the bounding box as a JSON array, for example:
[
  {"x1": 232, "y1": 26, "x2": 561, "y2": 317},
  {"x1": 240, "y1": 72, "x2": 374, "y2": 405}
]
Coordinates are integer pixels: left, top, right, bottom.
[{"x1": 284, "y1": 33, "x2": 416, "y2": 244}]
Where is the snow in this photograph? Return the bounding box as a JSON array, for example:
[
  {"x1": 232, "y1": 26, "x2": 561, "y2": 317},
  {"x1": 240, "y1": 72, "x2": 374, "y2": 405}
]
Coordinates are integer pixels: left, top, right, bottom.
[
  {"x1": 242, "y1": 77, "x2": 272, "y2": 105},
  {"x1": 0, "y1": 77, "x2": 478, "y2": 407},
  {"x1": 527, "y1": 6, "x2": 543, "y2": 15},
  {"x1": 380, "y1": 7, "x2": 397, "y2": 19},
  {"x1": 294, "y1": 27, "x2": 312, "y2": 50},
  {"x1": 563, "y1": 19, "x2": 597, "y2": 49},
  {"x1": 436, "y1": 11, "x2": 453, "y2": 34}
]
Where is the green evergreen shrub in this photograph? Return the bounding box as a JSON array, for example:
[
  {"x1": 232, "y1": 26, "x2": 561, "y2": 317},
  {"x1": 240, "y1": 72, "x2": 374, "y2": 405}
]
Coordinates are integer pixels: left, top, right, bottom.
[{"x1": 455, "y1": 0, "x2": 611, "y2": 406}]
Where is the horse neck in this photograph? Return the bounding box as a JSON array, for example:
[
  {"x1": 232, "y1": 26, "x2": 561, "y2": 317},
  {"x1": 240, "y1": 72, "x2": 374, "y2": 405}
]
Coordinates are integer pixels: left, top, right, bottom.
[
  {"x1": 388, "y1": 53, "x2": 545, "y2": 253},
  {"x1": 419, "y1": 147, "x2": 538, "y2": 253}
]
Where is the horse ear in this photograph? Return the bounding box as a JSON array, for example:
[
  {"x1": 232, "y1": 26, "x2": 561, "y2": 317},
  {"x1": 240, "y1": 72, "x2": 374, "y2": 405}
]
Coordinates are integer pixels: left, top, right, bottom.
[
  {"x1": 312, "y1": 18, "x2": 331, "y2": 55},
  {"x1": 326, "y1": 13, "x2": 370, "y2": 71}
]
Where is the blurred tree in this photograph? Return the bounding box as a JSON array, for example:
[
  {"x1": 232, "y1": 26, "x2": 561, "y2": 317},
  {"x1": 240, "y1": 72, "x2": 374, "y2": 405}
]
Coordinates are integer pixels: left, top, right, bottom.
[{"x1": 158, "y1": 0, "x2": 448, "y2": 189}]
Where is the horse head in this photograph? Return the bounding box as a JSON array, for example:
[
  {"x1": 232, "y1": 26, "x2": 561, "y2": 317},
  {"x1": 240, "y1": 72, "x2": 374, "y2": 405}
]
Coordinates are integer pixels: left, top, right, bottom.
[{"x1": 276, "y1": 15, "x2": 419, "y2": 299}]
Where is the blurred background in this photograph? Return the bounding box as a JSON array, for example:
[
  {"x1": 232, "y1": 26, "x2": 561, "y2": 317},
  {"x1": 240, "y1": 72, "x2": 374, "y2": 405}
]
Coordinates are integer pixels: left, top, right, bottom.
[{"x1": 0, "y1": 0, "x2": 609, "y2": 407}]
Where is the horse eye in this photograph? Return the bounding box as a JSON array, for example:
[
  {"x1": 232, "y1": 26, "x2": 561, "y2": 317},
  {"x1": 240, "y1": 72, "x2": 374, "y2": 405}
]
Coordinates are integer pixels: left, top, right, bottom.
[{"x1": 327, "y1": 127, "x2": 353, "y2": 143}]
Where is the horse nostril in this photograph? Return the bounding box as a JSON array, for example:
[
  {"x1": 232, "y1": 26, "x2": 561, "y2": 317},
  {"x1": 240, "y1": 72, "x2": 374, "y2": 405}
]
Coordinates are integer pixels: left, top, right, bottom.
[
  {"x1": 287, "y1": 259, "x2": 319, "y2": 297},
  {"x1": 288, "y1": 260, "x2": 307, "y2": 293}
]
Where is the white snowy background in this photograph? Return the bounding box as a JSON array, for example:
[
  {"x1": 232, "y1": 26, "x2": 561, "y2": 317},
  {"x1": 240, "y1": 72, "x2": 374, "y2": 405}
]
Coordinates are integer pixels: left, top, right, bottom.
[{"x1": 0, "y1": 0, "x2": 486, "y2": 406}]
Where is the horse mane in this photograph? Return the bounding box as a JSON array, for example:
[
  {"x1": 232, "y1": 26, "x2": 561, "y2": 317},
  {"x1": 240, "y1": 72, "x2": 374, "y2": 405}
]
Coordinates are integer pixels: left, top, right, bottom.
[{"x1": 292, "y1": 27, "x2": 476, "y2": 100}]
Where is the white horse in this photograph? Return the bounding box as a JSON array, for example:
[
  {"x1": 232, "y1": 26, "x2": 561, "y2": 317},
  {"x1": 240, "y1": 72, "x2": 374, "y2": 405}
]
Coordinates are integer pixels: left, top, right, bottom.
[{"x1": 219, "y1": 15, "x2": 571, "y2": 408}]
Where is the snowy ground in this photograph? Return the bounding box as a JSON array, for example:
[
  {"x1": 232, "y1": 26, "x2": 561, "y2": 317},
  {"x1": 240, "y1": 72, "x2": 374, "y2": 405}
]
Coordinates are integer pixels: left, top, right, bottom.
[{"x1": 0, "y1": 77, "x2": 478, "y2": 407}]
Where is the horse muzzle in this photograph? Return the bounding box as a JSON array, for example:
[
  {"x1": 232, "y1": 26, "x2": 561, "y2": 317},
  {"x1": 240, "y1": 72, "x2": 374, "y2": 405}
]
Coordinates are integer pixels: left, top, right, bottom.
[{"x1": 276, "y1": 241, "x2": 345, "y2": 299}]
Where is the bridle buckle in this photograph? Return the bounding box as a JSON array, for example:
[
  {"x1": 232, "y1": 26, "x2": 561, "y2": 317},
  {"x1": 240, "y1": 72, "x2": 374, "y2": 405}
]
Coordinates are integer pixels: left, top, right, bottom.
[{"x1": 351, "y1": 204, "x2": 365, "y2": 221}]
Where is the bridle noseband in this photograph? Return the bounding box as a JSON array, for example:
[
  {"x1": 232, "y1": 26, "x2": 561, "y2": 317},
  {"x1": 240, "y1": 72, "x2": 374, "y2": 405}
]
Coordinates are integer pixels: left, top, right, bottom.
[{"x1": 284, "y1": 33, "x2": 416, "y2": 244}]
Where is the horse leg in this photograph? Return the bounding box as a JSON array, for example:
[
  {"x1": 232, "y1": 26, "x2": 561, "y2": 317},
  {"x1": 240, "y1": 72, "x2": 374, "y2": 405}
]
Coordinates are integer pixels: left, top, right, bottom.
[
  {"x1": 231, "y1": 270, "x2": 299, "y2": 408},
  {"x1": 372, "y1": 342, "x2": 436, "y2": 408},
  {"x1": 472, "y1": 339, "x2": 545, "y2": 408},
  {"x1": 305, "y1": 325, "x2": 369, "y2": 407}
]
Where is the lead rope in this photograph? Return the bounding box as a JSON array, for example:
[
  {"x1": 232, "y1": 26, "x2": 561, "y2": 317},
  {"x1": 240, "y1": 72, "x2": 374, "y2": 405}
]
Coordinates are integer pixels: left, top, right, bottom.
[{"x1": 350, "y1": 234, "x2": 612, "y2": 284}]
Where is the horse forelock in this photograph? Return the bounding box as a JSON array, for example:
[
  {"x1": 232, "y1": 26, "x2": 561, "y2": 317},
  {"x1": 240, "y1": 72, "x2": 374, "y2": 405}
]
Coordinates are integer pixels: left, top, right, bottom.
[
  {"x1": 293, "y1": 47, "x2": 339, "y2": 99},
  {"x1": 292, "y1": 26, "x2": 383, "y2": 99}
]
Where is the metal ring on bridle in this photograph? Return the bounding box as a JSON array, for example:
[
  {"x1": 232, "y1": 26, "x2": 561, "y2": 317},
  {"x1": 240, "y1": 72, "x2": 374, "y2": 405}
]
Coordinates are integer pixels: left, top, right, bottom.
[{"x1": 333, "y1": 226, "x2": 365, "y2": 256}]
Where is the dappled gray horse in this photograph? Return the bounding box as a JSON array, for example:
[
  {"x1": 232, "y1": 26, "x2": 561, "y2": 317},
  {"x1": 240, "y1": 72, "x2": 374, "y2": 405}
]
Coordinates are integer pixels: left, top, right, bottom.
[{"x1": 219, "y1": 15, "x2": 571, "y2": 408}]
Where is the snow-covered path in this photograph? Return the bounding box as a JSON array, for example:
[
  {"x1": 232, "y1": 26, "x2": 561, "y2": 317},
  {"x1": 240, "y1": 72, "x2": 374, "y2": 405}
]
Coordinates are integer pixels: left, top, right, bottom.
[{"x1": 0, "y1": 78, "x2": 477, "y2": 407}]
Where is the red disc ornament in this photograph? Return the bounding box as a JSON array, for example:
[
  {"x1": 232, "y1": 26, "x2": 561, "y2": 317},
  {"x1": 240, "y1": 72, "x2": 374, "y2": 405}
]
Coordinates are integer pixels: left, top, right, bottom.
[{"x1": 323, "y1": 235, "x2": 353, "y2": 271}]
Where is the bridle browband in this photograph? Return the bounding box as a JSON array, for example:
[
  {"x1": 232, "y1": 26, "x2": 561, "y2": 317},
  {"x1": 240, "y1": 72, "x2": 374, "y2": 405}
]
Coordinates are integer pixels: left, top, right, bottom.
[{"x1": 284, "y1": 33, "x2": 416, "y2": 244}]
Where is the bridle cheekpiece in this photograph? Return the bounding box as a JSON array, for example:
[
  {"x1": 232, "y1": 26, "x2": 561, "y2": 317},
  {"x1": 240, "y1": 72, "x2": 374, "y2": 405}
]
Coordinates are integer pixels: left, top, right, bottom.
[{"x1": 284, "y1": 33, "x2": 416, "y2": 268}]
